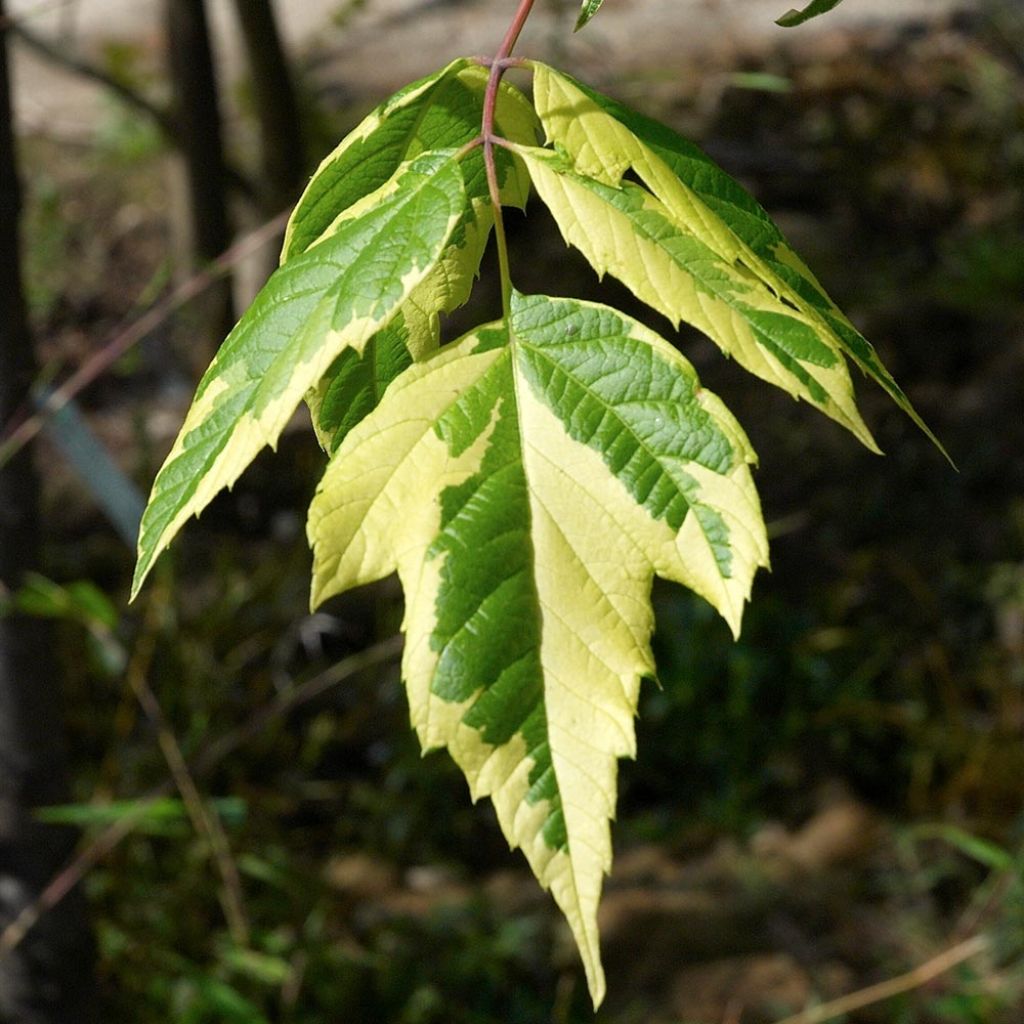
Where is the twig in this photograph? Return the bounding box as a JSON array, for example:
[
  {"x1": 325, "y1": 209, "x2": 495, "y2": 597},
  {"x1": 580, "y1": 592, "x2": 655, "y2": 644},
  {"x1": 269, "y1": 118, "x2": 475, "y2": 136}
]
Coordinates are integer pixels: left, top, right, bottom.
[
  {"x1": 0, "y1": 209, "x2": 290, "y2": 469},
  {"x1": 9, "y1": 20, "x2": 257, "y2": 199},
  {"x1": 127, "y1": 585, "x2": 250, "y2": 946},
  {"x1": 771, "y1": 933, "x2": 991, "y2": 1024},
  {"x1": 192, "y1": 634, "x2": 404, "y2": 775},
  {"x1": 480, "y1": 0, "x2": 536, "y2": 320},
  {"x1": 0, "y1": 803, "x2": 141, "y2": 957},
  {"x1": 0, "y1": 634, "x2": 403, "y2": 958},
  {"x1": 953, "y1": 843, "x2": 1022, "y2": 939},
  {"x1": 0, "y1": 0, "x2": 74, "y2": 29},
  {"x1": 11, "y1": 20, "x2": 174, "y2": 132}
]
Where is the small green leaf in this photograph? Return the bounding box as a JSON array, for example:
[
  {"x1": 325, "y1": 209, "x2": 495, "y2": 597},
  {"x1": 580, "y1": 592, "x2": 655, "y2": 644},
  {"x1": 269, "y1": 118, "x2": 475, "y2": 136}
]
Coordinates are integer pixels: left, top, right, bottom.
[
  {"x1": 35, "y1": 797, "x2": 247, "y2": 834},
  {"x1": 912, "y1": 825, "x2": 1015, "y2": 873},
  {"x1": 9, "y1": 572, "x2": 118, "y2": 630},
  {"x1": 777, "y1": 0, "x2": 845, "y2": 27},
  {"x1": 308, "y1": 292, "x2": 768, "y2": 1006},
  {"x1": 220, "y1": 947, "x2": 292, "y2": 986},
  {"x1": 132, "y1": 151, "x2": 469, "y2": 597},
  {"x1": 186, "y1": 976, "x2": 271, "y2": 1024},
  {"x1": 727, "y1": 71, "x2": 794, "y2": 93},
  {"x1": 575, "y1": 0, "x2": 604, "y2": 31}
]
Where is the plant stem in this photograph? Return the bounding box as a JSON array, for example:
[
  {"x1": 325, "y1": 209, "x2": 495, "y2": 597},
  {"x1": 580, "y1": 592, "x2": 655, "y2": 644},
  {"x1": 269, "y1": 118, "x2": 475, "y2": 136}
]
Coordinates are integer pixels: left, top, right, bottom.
[
  {"x1": 0, "y1": 210, "x2": 291, "y2": 470},
  {"x1": 771, "y1": 933, "x2": 990, "y2": 1024},
  {"x1": 0, "y1": 636, "x2": 404, "y2": 959},
  {"x1": 485, "y1": 138, "x2": 513, "y2": 320},
  {"x1": 495, "y1": 0, "x2": 537, "y2": 64},
  {"x1": 482, "y1": 0, "x2": 537, "y2": 321},
  {"x1": 127, "y1": 584, "x2": 250, "y2": 947}
]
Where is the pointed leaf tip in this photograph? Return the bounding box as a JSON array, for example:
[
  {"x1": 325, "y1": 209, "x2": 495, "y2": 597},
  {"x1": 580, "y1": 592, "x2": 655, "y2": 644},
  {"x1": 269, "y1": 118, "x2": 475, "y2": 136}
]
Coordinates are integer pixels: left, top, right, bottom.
[
  {"x1": 527, "y1": 64, "x2": 947, "y2": 459},
  {"x1": 776, "y1": 0, "x2": 845, "y2": 27},
  {"x1": 575, "y1": 0, "x2": 604, "y2": 31},
  {"x1": 132, "y1": 149, "x2": 469, "y2": 598}
]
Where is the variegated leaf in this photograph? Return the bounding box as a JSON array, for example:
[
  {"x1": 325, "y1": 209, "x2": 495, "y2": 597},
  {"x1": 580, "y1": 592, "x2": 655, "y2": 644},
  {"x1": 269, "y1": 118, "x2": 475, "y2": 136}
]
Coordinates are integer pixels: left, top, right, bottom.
[
  {"x1": 132, "y1": 51, "x2": 944, "y2": 1014},
  {"x1": 529, "y1": 63, "x2": 947, "y2": 458},
  {"x1": 300, "y1": 66, "x2": 539, "y2": 452},
  {"x1": 285, "y1": 62, "x2": 537, "y2": 259},
  {"x1": 282, "y1": 58, "x2": 468, "y2": 260},
  {"x1": 308, "y1": 292, "x2": 768, "y2": 1005},
  {"x1": 132, "y1": 151, "x2": 468, "y2": 596},
  {"x1": 516, "y1": 143, "x2": 877, "y2": 448}
]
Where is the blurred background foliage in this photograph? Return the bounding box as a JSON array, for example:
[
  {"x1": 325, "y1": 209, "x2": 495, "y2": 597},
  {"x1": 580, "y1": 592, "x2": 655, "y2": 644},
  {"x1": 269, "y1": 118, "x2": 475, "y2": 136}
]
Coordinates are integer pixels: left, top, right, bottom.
[{"x1": 2, "y1": 0, "x2": 1022, "y2": 1021}]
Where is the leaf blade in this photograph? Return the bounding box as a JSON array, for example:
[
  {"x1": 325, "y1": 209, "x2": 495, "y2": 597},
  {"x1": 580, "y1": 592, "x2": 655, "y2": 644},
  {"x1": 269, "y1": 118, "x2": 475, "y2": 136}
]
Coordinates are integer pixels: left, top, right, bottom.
[
  {"x1": 776, "y1": 0, "x2": 845, "y2": 28},
  {"x1": 282, "y1": 59, "x2": 470, "y2": 260},
  {"x1": 303, "y1": 71, "x2": 538, "y2": 452},
  {"x1": 308, "y1": 293, "x2": 767, "y2": 1005},
  {"x1": 517, "y1": 143, "x2": 878, "y2": 448},
  {"x1": 132, "y1": 151, "x2": 469, "y2": 597},
  {"x1": 285, "y1": 64, "x2": 536, "y2": 260},
  {"x1": 575, "y1": 0, "x2": 604, "y2": 31},
  {"x1": 530, "y1": 65, "x2": 949, "y2": 460},
  {"x1": 555, "y1": 72, "x2": 947, "y2": 450}
]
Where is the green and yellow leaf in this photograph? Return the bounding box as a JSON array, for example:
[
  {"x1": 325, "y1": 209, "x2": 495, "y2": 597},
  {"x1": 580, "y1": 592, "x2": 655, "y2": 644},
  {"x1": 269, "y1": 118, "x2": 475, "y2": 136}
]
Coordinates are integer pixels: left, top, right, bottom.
[
  {"x1": 305, "y1": 195, "x2": 496, "y2": 453},
  {"x1": 300, "y1": 66, "x2": 539, "y2": 452},
  {"x1": 132, "y1": 150, "x2": 469, "y2": 597},
  {"x1": 517, "y1": 143, "x2": 876, "y2": 447},
  {"x1": 284, "y1": 62, "x2": 537, "y2": 259},
  {"x1": 282, "y1": 58, "x2": 468, "y2": 260},
  {"x1": 529, "y1": 64, "x2": 946, "y2": 457},
  {"x1": 308, "y1": 292, "x2": 768, "y2": 1005}
]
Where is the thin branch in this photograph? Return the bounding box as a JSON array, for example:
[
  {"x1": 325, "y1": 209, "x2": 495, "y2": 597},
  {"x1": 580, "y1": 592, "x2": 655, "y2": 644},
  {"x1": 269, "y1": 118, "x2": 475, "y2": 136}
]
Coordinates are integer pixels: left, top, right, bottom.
[
  {"x1": 480, "y1": 0, "x2": 537, "y2": 321},
  {"x1": 483, "y1": 138, "x2": 511, "y2": 319},
  {"x1": 127, "y1": 586, "x2": 250, "y2": 946},
  {"x1": 9, "y1": 20, "x2": 256, "y2": 199},
  {"x1": 0, "y1": 208, "x2": 290, "y2": 469},
  {"x1": 0, "y1": 634, "x2": 404, "y2": 958},
  {"x1": 0, "y1": 0, "x2": 74, "y2": 30},
  {"x1": 192, "y1": 635, "x2": 404, "y2": 776},
  {"x1": 0, "y1": 804, "x2": 138, "y2": 958},
  {"x1": 771, "y1": 933, "x2": 990, "y2": 1024},
  {"x1": 12, "y1": 20, "x2": 174, "y2": 132}
]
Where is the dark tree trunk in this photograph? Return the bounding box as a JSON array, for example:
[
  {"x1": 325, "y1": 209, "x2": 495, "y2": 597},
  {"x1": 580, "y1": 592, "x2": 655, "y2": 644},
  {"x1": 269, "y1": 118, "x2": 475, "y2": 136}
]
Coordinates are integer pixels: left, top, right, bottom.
[
  {"x1": 0, "y1": 2, "x2": 97, "y2": 1020},
  {"x1": 165, "y1": 0, "x2": 235, "y2": 352},
  {"x1": 232, "y1": 0, "x2": 306, "y2": 214}
]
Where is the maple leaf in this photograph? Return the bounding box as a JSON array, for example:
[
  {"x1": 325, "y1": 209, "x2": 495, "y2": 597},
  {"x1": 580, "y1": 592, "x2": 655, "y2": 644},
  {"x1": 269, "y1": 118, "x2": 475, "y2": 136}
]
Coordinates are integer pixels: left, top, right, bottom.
[{"x1": 308, "y1": 292, "x2": 769, "y2": 1001}]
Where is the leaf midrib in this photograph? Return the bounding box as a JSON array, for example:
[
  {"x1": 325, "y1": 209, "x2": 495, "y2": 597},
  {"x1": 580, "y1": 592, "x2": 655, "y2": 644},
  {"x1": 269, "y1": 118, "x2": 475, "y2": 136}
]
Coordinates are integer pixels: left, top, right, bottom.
[{"x1": 506, "y1": 327, "x2": 600, "y2": 984}]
